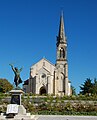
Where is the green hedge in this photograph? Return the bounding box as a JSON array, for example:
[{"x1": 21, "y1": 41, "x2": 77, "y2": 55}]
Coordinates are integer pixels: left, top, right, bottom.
[{"x1": 31, "y1": 110, "x2": 97, "y2": 116}]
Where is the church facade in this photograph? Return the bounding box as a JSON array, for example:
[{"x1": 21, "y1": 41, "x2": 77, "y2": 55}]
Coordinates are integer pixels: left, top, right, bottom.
[{"x1": 23, "y1": 14, "x2": 71, "y2": 96}]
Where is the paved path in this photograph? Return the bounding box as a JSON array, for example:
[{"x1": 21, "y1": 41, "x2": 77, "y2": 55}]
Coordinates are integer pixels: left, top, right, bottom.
[
  {"x1": 1, "y1": 115, "x2": 97, "y2": 120},
  {"x1": 36, "y1": 115, "x2": 97, "y2": 120}
]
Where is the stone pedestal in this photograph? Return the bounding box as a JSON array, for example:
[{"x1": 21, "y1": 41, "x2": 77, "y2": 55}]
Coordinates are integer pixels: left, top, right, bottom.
[
  {"x1": 5, "y1": 89, "x2": 36, "y2": 119},
  {"x1": 10, "y1": 89, "x2": 23, "y2": 105}
]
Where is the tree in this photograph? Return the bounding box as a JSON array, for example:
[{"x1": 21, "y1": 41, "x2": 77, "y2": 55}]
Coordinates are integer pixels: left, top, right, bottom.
[
  {"x1": 0, "y1": 78, "x2": 13, "y2": 93},
  {"x1": 92, "y1": 78, "x2": 97, "y2": 95},
  {"x1": 71, "y1": 85, "x2": 76, "y2": 95},
  {"x1": 80, "y1": 78, "x2": 93, "y2": 95}
]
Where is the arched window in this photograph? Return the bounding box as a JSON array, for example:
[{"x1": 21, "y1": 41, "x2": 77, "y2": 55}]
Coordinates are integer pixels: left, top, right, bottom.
[
  {"x1": 60, "y1": 49, "x2": 62, "y2": 58},
  {"x1": 60, "y1": 47, "x2": 65, "y2": 58},
  {"x1": 63, "y1": 48, "x2": 65, "y2": 58}
]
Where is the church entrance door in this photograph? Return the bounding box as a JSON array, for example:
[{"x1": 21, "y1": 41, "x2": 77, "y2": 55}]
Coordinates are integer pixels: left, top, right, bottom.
[{"x1": 40, "y1": 87, "x2": 46, "y2": 95}]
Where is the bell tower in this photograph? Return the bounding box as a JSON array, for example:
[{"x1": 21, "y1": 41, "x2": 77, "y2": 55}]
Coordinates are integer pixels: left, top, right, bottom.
[
  {"x1": 56, "y1": 12, "x2": 67, "y2": 62},
  {"x1": 55, "y1": 12, "x2": 69, "y2": 96}
]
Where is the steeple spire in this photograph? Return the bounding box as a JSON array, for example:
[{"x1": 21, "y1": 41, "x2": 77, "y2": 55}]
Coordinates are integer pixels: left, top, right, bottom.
[
  {"x1": 55, "y1": 12, "x2": 69, "y2": 96},
  {"x1": 57, "y1": 12, "x2": 66, "y2": 45}
]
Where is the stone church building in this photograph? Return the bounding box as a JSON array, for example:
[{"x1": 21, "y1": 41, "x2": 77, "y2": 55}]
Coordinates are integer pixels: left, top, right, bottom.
[{"x1": 23, "y1": 14, "x2": 71, "y2": 96}]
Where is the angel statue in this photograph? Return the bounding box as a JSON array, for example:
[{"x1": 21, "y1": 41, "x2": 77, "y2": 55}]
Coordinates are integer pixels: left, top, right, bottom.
[{"x1": 9, "y1": 64, "x2": 23, "y2": 87}]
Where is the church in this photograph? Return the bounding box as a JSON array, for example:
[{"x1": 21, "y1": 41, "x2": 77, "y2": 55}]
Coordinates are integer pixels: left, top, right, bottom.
[{"x1": 23, "y1": 13, "x2": 71, "y2": 96}]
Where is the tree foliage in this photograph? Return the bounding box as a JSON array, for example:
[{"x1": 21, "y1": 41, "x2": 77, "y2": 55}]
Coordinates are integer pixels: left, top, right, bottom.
[
  {"x1": 92, "y1": 78, "x2": 97, "y2": 95},
  {"x1": 80, "y1": 78, "x2": 97, "y2": 95},
  {"x1": 0, "y1": 78, "x2": 13, "y2": 93},
  {"x1": 71, "y1": 85, "x2": 76, "y2": 95}
]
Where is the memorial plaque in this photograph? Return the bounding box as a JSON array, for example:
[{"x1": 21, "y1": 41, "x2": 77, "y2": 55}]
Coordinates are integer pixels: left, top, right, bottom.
[
  {"x1": 11, "y1": 95, "x2": 20, "y2": 105},
  {"x1": 6, "y1": 104, "x2": 18, "y2": 114}
]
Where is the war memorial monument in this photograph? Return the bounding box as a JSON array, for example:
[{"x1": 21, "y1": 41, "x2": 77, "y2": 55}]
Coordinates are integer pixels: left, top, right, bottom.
[{"x1": 0, "y1": 64, "x2": 36, "y2": 119}]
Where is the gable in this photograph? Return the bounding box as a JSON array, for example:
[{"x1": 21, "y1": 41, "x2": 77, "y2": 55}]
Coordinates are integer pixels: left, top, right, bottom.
[
  {"x1": 38, "y1": 67, "x2": 50, "y2": 75},
  {"x1": 30, "y1": 58, "x2": 55, "y2": 77},
  {"x1": 31, "y1": 58, "x2": 55, "y2": 68}
]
